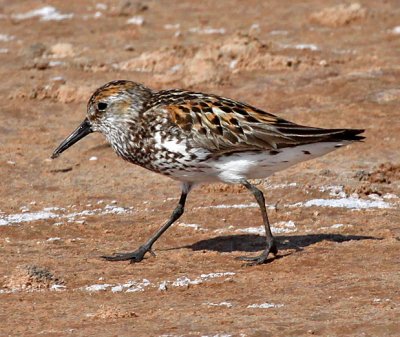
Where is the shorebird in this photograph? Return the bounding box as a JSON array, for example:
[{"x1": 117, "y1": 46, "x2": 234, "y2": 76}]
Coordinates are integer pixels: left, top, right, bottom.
[{"x1": 52, "y1": 80, "x2": 364, "y2": 265}]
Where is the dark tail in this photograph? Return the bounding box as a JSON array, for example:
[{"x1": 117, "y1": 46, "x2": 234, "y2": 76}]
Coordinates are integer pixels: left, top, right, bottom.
[
  {"x1": 329, "y1": 129, "x2": 365, "y2": 141},
  {"x1": 275, "y1": 123, "x2": 366, "y2": 144}
]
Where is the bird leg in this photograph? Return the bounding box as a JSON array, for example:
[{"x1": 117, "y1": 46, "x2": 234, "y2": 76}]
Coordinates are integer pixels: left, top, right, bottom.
[
  {"x1": 102, "y1": 183, "x2": 192, "y2": 263},
  {"x1": 236, "y1": 180, "x2": 278, "y2": 265}
]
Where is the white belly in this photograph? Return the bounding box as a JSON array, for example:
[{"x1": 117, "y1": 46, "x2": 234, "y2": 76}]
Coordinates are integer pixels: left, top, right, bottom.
[{"x1": 167, "y1": 141, "x2": 349, "y2": 183}]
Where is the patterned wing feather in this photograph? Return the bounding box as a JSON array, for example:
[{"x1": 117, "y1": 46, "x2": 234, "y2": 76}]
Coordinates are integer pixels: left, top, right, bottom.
[{"x1": 153, "y1": 91, "x2": 364, "y2": 153}]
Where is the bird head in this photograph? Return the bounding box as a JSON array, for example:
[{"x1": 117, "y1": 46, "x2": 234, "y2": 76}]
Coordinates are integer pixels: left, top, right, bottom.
[{"x1": 51, "y1": 80, "x2": 152, "y2": 159}]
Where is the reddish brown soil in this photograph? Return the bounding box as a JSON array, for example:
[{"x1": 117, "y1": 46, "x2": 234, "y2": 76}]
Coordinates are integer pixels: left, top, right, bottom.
[{"x1": 1, "y1": 1, "x2": 399, "y2": 336}]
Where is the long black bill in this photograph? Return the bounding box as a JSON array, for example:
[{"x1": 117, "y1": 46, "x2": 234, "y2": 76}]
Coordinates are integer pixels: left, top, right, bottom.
[{"x1": 51, "y1": 118, "x2": 93, "y2": 159}]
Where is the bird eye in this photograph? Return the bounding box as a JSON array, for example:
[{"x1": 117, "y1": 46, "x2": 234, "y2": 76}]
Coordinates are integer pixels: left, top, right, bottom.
[{"x1": 97, "y1": 102, "x2": 108, "y2": 111}]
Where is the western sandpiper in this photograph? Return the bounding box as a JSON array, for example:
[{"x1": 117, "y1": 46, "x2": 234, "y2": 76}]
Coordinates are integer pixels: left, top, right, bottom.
[{"x1": 52, "y1": 80, "x2": 364, "y2": 265}]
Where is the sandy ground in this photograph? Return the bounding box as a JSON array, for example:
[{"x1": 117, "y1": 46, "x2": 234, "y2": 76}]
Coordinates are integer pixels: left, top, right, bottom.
[{"x1": 1, "y1": 1, "x2": 399, "y2": 336}]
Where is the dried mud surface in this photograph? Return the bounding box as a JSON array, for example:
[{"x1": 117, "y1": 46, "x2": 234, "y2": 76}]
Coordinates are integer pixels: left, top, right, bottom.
[{"x1": 1, "y1": 1, "x2": 399, "y2": 336}]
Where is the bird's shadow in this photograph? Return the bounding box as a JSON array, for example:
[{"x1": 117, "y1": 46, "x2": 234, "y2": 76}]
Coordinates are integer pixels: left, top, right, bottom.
[{"x1": 171, "y1": 233, "x2": 380, "y2": 254}]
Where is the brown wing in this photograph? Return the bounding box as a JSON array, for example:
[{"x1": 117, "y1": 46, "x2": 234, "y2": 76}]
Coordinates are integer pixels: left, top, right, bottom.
[{"x1": 153, "y1": 91, "x2": 364, "y2": 153}]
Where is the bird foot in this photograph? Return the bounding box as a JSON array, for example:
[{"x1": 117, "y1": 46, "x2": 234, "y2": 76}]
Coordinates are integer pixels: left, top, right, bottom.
[
  {"x1": 101, "y1": 245, "x2": 155, "y2": 263},
  {"x1": 236, "y1": 241, "x2": 278, "y2": 266}
]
